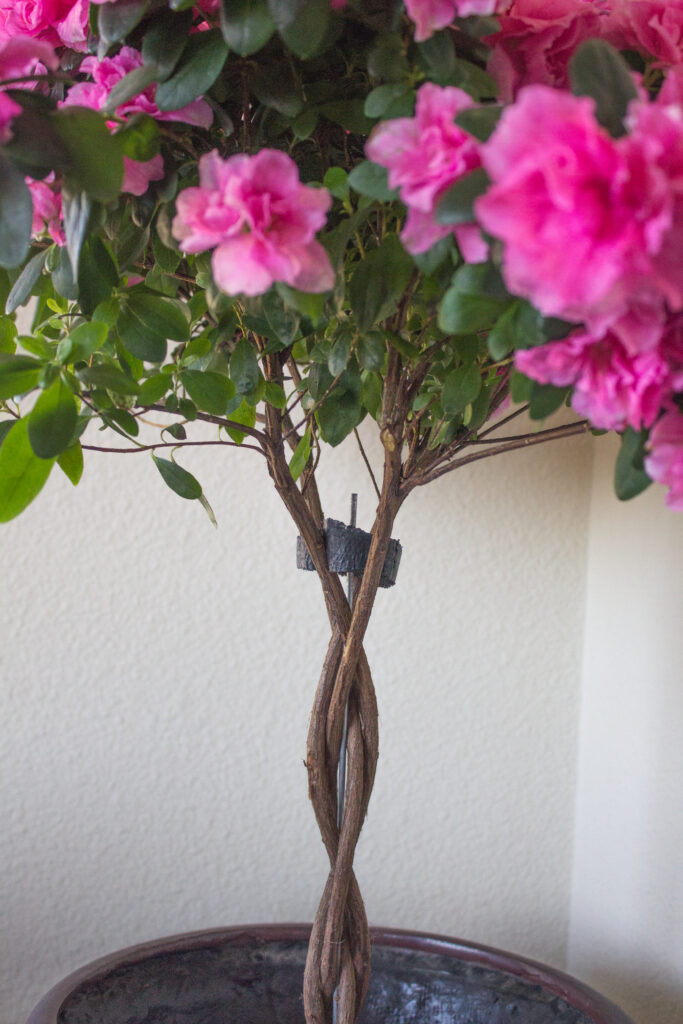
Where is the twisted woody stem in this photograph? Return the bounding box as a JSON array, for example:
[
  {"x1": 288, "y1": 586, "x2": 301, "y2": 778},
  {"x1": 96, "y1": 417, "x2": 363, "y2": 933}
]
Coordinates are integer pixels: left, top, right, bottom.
[{"x1": 260, "y1": 347, "x2": 403, "y2": 1024}]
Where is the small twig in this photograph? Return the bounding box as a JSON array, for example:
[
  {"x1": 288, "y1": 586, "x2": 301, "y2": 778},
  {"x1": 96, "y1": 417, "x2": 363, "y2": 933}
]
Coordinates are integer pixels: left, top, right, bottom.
[
  {"x1": 353, "y1": 428, "x2": 381, "y2": 501},
  {"x1": 81, "y1": 439, "x2": 265, "y2": 456}
]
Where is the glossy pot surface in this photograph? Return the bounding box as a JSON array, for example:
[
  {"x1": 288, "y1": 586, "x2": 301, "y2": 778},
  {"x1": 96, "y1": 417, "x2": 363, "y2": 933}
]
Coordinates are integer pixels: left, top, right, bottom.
[{"x1": 27, "y1": 924, "x2": 634, "y2": 1024}]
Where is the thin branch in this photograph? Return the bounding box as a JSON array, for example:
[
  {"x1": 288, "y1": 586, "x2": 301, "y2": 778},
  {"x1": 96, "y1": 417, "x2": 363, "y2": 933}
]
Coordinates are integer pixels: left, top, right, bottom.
[
  {"x1": 81, "y1": 439, "x2": 265, "y2": 456},
  {"x1": 353, "y1": 428, "x2": 381, "y2": 501},
  {"x1": 404, "y1": 419, "x2": 591, "y2": 493},
  {"x1": 476, "y1": 403, "x2": 531, "y2": 440}
]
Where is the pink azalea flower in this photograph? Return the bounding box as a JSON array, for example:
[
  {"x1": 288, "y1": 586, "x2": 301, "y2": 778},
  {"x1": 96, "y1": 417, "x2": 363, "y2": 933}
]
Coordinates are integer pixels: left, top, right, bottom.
[
  {"x1": 476, "y1": 86, "x2": 672, "y2": 333},
  {"x1": 404, "y1": 0, "x2": 502, "y2": 42},
  {"x1": 485, "y1": 0, "x2": 608, "y2": 101},
  {"x1": 603, "y1": 0, "x2": 683, "y2": 67},
  {"x1": 365, "y1": 81, "x2": 487, "y2": 260},
  {"x1": 515, "y1": 327, "x2": 670, "y2": 431},
  {"x1": 0, "y1": 36, "x2": 57, "y2": 141},
  {"x1": 62, "y1": 47, "x2": 213, "y2": 128},
  {"x1": 0, "y1": 0, "x2": 89, "y2": 50},
  {"x1": 645, "y1": 409, "x2": 683, "y2": 509},
  {"x1": 27, "y1": 174, "x2": 65, "y2": 245},
  {"x1": 122, "y1": 154, "x2": 165, "y2": 197},
  {"x1": 172, "y1": 149, "x2": 334, "y2": 297}
]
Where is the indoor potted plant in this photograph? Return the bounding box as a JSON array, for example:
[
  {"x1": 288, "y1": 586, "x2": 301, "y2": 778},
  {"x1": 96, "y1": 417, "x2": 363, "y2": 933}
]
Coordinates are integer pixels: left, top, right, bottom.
[{"x1": 1, "y1": 1, "x2": 680, "y2": 1022}]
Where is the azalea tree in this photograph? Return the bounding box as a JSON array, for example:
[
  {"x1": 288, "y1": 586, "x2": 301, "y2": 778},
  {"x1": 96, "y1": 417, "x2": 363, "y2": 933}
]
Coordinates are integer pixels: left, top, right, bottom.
[{"x1": 1, "y1": 1, "x2": 682, "y2": 1023}]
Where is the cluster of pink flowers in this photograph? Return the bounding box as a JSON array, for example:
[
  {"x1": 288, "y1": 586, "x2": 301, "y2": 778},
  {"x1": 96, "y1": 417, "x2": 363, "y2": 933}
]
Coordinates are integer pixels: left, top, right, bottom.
[
  {"x1": 474, "y1": 75, "x2": 683, "y2": 507},
  {"x1": 603, "y1": 0, "x2": 683, "y2": 68},
  {"x1": 365, "y1": 82, "x2": 487, "y2": 262},
  {"x1": 172, "y1": 149, "x2": 335, "y2": 297},
  {"x1": 0, "y1": 0, "x2": 89, "y2": 50}
]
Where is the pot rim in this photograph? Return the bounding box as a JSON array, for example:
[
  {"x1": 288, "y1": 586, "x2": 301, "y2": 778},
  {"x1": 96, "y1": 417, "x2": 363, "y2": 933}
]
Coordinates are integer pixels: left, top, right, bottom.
[{"x1": 26, "y1": 923, "x2": 634, "y2": 1024}]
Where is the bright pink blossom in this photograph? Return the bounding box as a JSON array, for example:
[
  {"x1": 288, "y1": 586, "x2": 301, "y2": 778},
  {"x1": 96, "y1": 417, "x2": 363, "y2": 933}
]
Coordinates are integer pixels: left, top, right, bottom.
[
  {"x1": 645, "y1": 409, "x2": 683, "y2": 509},
  {"x1": 122, "y1": 155, "x2": 165, "y2": 197},
  {"x1": 27, "y1": 174, "x2": 64, "y2": 245},
  {"x1": 0, "y1": 35, "x2": 57, "y2": 141},
  {"x1": 476, "y1": 86, "x2": 673, "y2": 335},
  {"x1": 172, "y1": 149, "x2": 334, "y2": 297},
  {"x1": 365, "y1": 82, "x2": 487, "y2": 261},
  {"x1": 485, "y1": 0, "x2": 608, "y2": 101},
  {"x1": 603, "y1": 0, "x2": 683, "y2": 67},
  {"x1": 515, "y1": 328, "x2": 670, "y2": 431},
  {"x1": 404, "y1": 0, "x2": 502, "y2": 41},
  {"x1": 0, "y1": 0, "x2": 89, "y2": 49},
  {"x1": 62, "y1": 47, "x2": 213, "y2": 128}
]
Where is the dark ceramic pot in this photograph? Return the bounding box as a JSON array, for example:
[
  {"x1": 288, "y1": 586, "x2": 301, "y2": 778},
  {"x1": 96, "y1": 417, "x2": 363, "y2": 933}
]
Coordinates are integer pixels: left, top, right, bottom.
[{"x1": 27, "y1": 924, "x2": 634, "y2": 1024}]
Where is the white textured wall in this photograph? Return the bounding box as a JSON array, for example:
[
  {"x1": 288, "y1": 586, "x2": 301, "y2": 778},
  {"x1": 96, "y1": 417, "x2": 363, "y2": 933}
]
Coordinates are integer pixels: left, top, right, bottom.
[
  {"x1": 568, "y1": 435, "x2": 683, "y2": 1024},
  {"x1": 0, "y1": 416, "x2": 594, "y2": 1024}
]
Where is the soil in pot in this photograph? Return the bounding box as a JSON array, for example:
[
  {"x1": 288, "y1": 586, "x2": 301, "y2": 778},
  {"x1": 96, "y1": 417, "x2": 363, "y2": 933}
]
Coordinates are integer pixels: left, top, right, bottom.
[{"x1": 27, "y1": 925, "x2": 634, "y2": 1024}]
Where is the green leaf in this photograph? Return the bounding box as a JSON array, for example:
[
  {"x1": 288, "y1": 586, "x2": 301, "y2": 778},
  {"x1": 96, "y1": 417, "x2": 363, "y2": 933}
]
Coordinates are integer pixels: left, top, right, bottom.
[
  {"x1": 104, "y1": 407, "x2": 139, "y2": 436},
  {"x1": 615, "y1": 427, "x2": 652, "y2": 501},
  {"x1": 0, "y1": 418, "x2": 15, "y2": 446},
  {"x1": 268, "y1": 0, "x2": 331, "y2": 58},
  {"x1": 528, "y1": 383, "x2": 570, "y2": 420},
  {"x1": 323, "y1": 167, "x2": 349, "y2": 202},
  {"x1": 225, "y1": 397, "x2": 256, "y2": 443},
  {"x1": 230, "y1": 337, "x2": 260, "y2": 394},
  {"x1": 114, "y1": 113, "x2": 161, "y2": 161},
  {"x1": 0, "y1": 353, "x2": 42, "y2": 400},
  {"x1": 252, "y1": 62, "x2": 304, "y2": 117},
  {"x1": 442, "y1": 363, "x2": 481, "y2": 416},
  {"x1": 264, "y1": 381, "x2": 286, "y2": 409},
  {"x1": 263, "y1": 289, "x2": 300, "y2": 346},
  {"x1": 364, "y1": 83, "x2": 410, "y2": 119},
  {"x1": 289, "y1": 424, "x2": 311, "y2": 481},
  {"x1": 454, "y1": 105, "x2": 503, "y2": 142},
  {"x1": 61, "y1": 187, "x2": 92, "y2": 283},
  {"x1": 349, "y1": 234, "x2": 413, "y2": 332},
  {"x1": 317, "y1": 378, "x2": 363, "y2": 446},
  {"x1": 77, "y1": 364, "x2": 139, "y2": 395},
  {"x1": 78, "y1": 236, "x2": 119, "y2": 315},
  {"x1": 65, "y1": 321, "x2": 109, "y2": 363},
  {"x1": 356, "y1": 331, "x2": 385, "y2": 372},
  {"x1": 435, "y1": 168, "x2": 490, "y2": 225},
  {"x1": 55, "y1": 107, "x2": 124, "y2": 202},
  {"x1": 487, "y1": 301, "x2": 543, "y2": 360},
  {"x1": 328, "y1": 334, "x2": 351, "y2": 375},
  {"x1": 155, "y1": 31, "x2": 228, "y2": 113},
  {"x1": 417, "y1": 31, "x2": 455, "y2": 84},
  {"x1": 276, "y1": 283, "x2": 326, "y2": 321},
  {"x1": 0, "y1": 155, "x2": 32, "y2": 269},
  {"x1": 118, "y1": 292, "x2": 189, "y2": 362},
  {"x1": 28, "y1": 378, "x2": 78, "y2": 459},
  {"x1": 6, "y1": 249, "x2": 47, "y2": 314},
  {"x1": 142, "y1": 9, "x2": 193, "y2": 78},
  {"x1": 57, "y1": 441, "x2": 84, "y2": 485},
  {"x1": 0, "y1": 418, "x2": 54, "y2": 522},
  {"x1": 152, "y1": 453, "x2": 202, "y2": 499},
  {"x1": 181, "y1": 369, "x2": 235, "y2": 414},
  {"x1": 348, "y1": 161, "x2": 397, "y2": 202},
  {"x1": 220, "y1": 0, "x2": 275, "y2": 54},
  {"x1": 0, "y1": 316, "x2": 17, "y2": 353},
  {"x1": 137, "y1": 373, "x2": 170, "y2": 404},
  {"x1": 570, "y1": 39, "x2": 638, "y2": 139},
  {"x1": 438, "y1": 263, "x2": 511, "y2": 335},
  {"x1": 98, "y1": 0, "x2": 151, "y2": 52}
]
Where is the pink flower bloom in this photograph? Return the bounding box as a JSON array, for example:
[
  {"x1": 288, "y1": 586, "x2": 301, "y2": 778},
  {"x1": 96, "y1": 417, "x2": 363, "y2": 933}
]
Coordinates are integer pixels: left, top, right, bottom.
[
  {"x1": 485, "y1": 0, "x2": 608, "y2": 101},
  {"x1": 515, "y1": 327, "x2": 670, "y2": 431},
  {"x1": 0, "y1": 0, "x2": 89, "y2": 49},
  {"x1": 404, "y1": 0, "x2": 502, "y2": 42},
  {"x1": 63, "y1": 47, "x2": 213, "y2": 128},
  {"x1": 0, "y1": 36, "x2": 57, "y2": 141},
  {"x1": 645, "y1": 409, "x2": 683, "y2": 509},
  {"x1": 476, "y1": 86, "x2": 672, "y2": 332},
  {"x1": 172, "y1": 149, "x2": 334, "y2": 297},
  {"x1": 365, "y1": 81, "x2": 487, "y2": 259},
  {"x1": 603, "y1": 0, "x2": 683, "y2": 67},
  {"x1": 27, "y1": 174, "x2": 65, "y2": 245},
  {"x1": 122, "y1": 154, "x2": 165, "y2": 197}
]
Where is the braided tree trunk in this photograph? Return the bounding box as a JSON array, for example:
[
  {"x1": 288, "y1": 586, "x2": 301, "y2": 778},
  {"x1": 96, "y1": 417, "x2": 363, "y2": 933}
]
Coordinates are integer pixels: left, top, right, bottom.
[{"x1": 261, "y1": 348, "x2": 403, "y2": 1024}]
